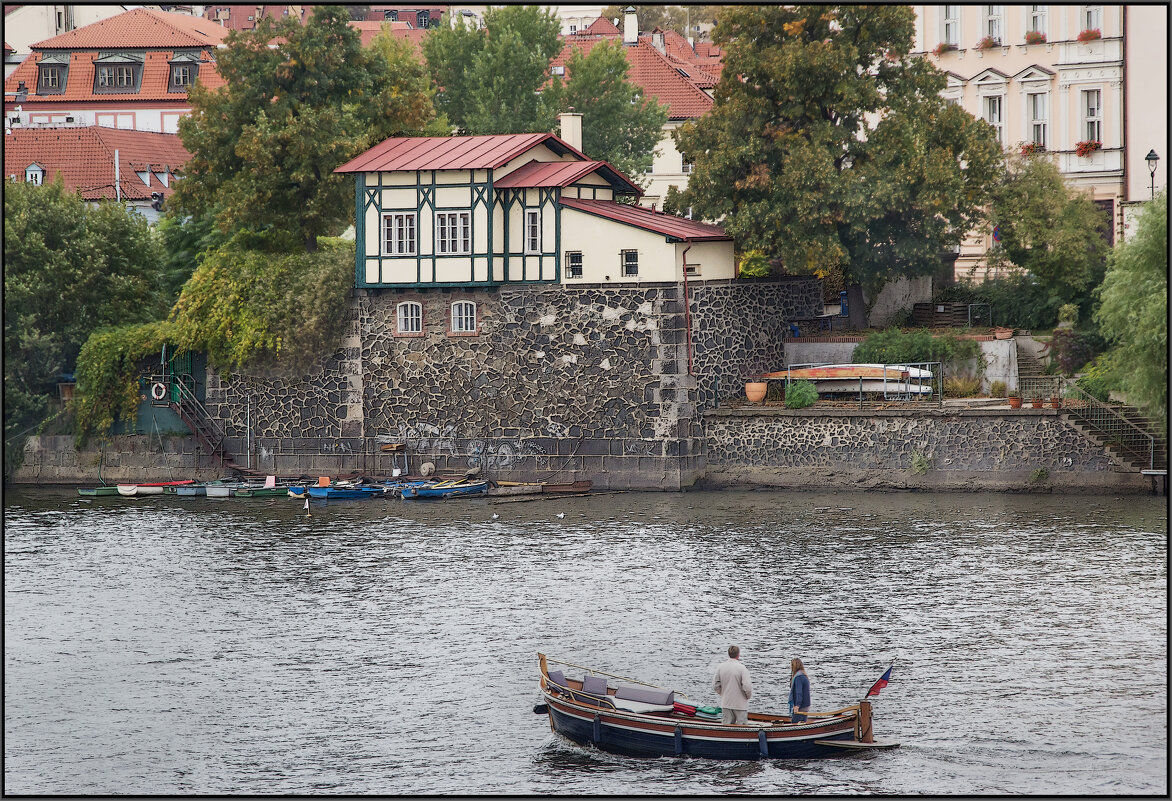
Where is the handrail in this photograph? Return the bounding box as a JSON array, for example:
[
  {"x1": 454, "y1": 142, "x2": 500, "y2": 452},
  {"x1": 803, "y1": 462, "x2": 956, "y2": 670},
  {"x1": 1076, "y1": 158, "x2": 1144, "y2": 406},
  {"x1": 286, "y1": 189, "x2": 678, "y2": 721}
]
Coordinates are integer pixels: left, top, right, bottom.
[
  {"x1": 160, "y1": 375, "x2": 234, "y2": 466},
  {"x1": 1033, "y1": 376, "x2": 1159, "y2": 471}
]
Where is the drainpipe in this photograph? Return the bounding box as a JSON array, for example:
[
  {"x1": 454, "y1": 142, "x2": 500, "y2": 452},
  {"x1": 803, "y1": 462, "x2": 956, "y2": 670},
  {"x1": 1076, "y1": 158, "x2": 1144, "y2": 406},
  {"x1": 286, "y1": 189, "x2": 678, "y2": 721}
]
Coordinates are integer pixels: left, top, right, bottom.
[
  {"x1": 1121, "y1": 7, "x2": 1128, "y2": 207},
  {"x1": 114, "y1": 148, "x2": 120, "y2": 202},
  {"x1": 681, "y1": 243, "x2": 694, "y2": 376}
]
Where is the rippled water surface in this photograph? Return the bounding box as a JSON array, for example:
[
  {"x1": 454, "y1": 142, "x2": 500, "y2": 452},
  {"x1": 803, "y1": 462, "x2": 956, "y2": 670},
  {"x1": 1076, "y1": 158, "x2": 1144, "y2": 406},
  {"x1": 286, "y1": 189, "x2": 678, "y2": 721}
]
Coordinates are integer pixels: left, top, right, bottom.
[{"x1": 4, "y1": 487, "x2": 1167, "y2": 794}]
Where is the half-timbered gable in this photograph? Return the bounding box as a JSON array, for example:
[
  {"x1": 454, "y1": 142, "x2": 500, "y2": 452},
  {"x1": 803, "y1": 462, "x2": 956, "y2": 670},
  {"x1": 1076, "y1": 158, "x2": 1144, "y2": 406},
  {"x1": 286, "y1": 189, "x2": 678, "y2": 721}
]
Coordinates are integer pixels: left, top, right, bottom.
[{"x1": 335, "y1": 132, "x2": 735, "y2": 290}]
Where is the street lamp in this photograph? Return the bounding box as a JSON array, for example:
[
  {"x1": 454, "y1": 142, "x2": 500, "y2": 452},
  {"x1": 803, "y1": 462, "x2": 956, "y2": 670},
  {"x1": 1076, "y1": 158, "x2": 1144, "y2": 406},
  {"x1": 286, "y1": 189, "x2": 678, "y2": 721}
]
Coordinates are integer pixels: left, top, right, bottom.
[{"x1": 1145, "y1": 149, "x2": 1159, "y2": 199}]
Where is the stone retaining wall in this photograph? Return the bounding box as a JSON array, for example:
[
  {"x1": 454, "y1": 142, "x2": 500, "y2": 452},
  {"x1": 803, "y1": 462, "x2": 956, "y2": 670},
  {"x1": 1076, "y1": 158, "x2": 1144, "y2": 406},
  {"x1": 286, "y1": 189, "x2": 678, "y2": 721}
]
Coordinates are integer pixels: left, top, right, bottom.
[
  {"x1": 701, "y1": 406, "x2": 1151, "y2": 493},
  {"x1": 13, "y1": 434, "x2": 224, "y2": 484}
]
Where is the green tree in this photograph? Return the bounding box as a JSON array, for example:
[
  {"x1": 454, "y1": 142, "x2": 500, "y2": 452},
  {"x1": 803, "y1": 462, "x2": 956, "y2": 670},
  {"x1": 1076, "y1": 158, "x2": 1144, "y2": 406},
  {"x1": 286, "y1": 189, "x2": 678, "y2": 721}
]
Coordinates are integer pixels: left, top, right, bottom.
[
  {"x1": 423, "y1": 5, "x2": 562, "y2": 135},
  {"x1": 666, "y1": 5, "x2": 1002, "y2": 328},
  {"x1": 988, "y1": 152, "x2": 1109, "y2": 304},
  {"x1": 4, "y1": 177, "x2": 165, "y2": 473},
  {"x1": 541, "y1": 39, "x2": 668, "y2": 177},
  {"x1": 1095, "y1": 190, "x2": 1168, "y2": 431},
  {"x1": 171, "y1": 5, "x2": 438, "y2": 251}
]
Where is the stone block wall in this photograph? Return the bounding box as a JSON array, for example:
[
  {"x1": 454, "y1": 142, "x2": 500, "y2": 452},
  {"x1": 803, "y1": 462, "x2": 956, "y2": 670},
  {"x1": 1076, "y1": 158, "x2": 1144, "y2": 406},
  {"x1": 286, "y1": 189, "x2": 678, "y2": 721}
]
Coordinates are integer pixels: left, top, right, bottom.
[
  {"x1": 13, "y1": 434, "x2": 223, "y2": 484},
  {"x1": 702, "y1": 407, "x2": 1151, "y2": 493}
]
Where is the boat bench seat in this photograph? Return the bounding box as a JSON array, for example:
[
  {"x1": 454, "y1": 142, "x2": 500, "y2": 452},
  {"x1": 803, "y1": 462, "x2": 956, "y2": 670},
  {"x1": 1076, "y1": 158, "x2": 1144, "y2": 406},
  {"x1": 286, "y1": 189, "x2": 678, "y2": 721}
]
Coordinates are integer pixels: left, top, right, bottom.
[{"x1": 615, "y1": 685, "x2": 675, "y2": 706}]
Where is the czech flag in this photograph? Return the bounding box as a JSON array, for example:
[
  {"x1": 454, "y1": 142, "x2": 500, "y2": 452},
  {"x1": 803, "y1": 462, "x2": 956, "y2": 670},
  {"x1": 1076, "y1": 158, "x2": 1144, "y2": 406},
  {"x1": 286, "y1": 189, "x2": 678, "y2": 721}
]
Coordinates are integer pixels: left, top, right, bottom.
[{"x1": 866, "y1": 665, "x2": 893, "y2": 698}]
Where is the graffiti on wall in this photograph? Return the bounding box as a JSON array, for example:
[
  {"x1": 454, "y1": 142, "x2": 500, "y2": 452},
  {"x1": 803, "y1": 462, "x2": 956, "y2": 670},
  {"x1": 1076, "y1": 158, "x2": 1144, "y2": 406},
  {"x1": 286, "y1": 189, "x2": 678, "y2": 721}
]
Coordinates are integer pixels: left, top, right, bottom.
[{"x1": 380, "y1": 421, "x2": 547, "y2": 469}]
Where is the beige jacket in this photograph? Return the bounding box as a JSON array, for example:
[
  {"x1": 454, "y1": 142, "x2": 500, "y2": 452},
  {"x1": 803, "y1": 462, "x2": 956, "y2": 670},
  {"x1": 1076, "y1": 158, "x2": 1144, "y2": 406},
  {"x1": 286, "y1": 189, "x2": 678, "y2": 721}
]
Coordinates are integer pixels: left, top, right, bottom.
[{"x1": 713, "y1": 658, "x2": 753, "y2": 710}]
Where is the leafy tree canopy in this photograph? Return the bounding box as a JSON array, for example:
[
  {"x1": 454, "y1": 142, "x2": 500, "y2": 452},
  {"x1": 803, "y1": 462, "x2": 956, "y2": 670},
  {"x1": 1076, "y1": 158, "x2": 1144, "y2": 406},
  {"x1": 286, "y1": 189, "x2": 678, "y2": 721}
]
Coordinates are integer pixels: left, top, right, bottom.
[
  {"x1": 666, "y1": 5, "x2": 1001, "y2": 324},
  {"x1": 600, "y1": 5, "x2": 693, "y2": 36},
  {"x1": 423, "y1": 5, "x2": 562, "y2": 135},
  {"x1": 1095, "y1": 190, "x2": 1168, "y2": 430},
  {"x1": 988, "y1": 153, "x2": 1109, "y2": 303},
  {"x1": 541, "y1": 39, "x2": 668, "y2": 178},
  {"x1": 4, "y1": 177, "x2": 165, "y2": 472},
  {"x1": 171, "y1": 6, "x2": 439, "y2": 251}
]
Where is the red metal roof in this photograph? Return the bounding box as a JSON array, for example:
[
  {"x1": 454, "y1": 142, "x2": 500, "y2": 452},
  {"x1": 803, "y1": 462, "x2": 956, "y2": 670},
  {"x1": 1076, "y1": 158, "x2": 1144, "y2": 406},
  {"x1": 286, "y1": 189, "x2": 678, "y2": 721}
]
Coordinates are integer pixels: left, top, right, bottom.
[
  {"x1": 3, "y1": 126, "x2": 190, "y2": 201},
  {"x1": 32, "y1": 8, "x2": 229, "y2": 49},
  {"x1": 335, "y1": 133, "x2": 590, "y2": 174},
  {"x1": 550, "y1": 38, "x2": 713, "y2": 120},
  {"x1": 494, "y1": 158, "x2": 641, "y2": 195},
  {"x1": 559, "y1": 197, "x2": 730, "y2": 241}
]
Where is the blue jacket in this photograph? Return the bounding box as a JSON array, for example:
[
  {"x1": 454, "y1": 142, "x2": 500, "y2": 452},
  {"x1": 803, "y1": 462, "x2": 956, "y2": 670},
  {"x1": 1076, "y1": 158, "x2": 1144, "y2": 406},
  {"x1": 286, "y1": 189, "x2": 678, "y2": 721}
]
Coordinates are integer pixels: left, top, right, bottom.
[{"x1": 788, "y1": 671, "x2": 811, "y2": 710}]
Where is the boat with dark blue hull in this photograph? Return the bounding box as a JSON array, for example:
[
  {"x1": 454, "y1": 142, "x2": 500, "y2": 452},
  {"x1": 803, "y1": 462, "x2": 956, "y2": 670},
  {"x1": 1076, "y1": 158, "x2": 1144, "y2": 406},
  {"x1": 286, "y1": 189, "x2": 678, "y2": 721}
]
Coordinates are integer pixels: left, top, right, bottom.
[{"x1": 536, "y1": 654, "x2": 898, "y2": 760}]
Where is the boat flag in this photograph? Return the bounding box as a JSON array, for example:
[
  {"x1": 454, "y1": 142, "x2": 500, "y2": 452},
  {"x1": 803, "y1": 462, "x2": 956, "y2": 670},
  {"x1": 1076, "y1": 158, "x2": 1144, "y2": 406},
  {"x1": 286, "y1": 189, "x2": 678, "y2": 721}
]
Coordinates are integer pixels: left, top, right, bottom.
[{"x1": 866, "y1": 665, "x2": 893, "y2": 698}]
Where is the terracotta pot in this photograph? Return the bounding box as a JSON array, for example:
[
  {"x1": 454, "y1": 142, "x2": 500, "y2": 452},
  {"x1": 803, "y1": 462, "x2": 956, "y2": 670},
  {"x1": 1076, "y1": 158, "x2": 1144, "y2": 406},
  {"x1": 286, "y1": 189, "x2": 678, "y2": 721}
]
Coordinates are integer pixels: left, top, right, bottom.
[
  {"x1": 745, "y1": 382, "x2": 767, "y2": 403},
  {"x1": 994, "y1": 328, "x2": 1013, "y2": 340},
  {"x1": 1051, "y1": 397, "x2": 1063, "y2": 408},
  {"x1": 1008, "y1": 396, "x2": 1022, "y2": 409},
  {"x1": 1031, "y1": 399, "x2": 1044, "y2": 409}
]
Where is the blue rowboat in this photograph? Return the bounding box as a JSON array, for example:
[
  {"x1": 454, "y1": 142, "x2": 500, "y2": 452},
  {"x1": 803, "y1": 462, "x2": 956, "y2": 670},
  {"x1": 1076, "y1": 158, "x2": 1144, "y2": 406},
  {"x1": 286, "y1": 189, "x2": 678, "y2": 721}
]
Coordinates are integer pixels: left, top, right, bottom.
[
  {"x1": 306, "y1": 484, "x2": 388, "y2": 500},
  {"x1": 401, "y1": 479, "x2": 489, "y2": 499},
  {"x1": 536, "y1": 654, "x2": 899, "y2": 760}
]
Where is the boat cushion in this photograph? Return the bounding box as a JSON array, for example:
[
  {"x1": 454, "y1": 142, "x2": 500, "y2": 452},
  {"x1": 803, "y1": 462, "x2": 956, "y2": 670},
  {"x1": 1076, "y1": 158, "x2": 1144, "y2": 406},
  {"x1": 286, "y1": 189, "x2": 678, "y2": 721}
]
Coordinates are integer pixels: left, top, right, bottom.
[
  {"x1": 580, "y1": 675, "x2": 608, "y2": 697},
  {"x1": 547, "y1": 670, "x2": 566, "y2": 689},
  {"x1": 615, "y1": 685, "x2": 674, "y2": 706},
  {"x1": 610, "y1": 697, "x2": 675, "y2": 714}
]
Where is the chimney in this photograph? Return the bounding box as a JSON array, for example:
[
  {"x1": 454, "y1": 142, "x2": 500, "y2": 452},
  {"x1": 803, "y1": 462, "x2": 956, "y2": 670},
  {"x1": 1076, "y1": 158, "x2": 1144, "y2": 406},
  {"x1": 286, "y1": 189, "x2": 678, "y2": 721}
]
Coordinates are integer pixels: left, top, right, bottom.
[
  {"x1": 559, "y1": 112, "x2": 582, "y2": 152},
  {"x1": 623, "y1": 6, "x2": 638, "y2": 45},
  {"x1": 652, "y1": 31, "x2": 665, "y2": 53}
]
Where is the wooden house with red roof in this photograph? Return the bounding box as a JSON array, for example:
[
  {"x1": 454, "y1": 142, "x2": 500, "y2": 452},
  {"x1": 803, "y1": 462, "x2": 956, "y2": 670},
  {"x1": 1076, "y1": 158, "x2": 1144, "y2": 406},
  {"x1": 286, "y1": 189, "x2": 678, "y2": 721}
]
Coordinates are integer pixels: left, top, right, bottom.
[
  {"x1": 3, "y1": 8, "x2": 227, "y2": 133},
  {"x1": 4, "y1": 125, "x2": 190, "y2": 221},
  {"x1": 334, "y1": 129, "x2": 733, "y2": 300}
]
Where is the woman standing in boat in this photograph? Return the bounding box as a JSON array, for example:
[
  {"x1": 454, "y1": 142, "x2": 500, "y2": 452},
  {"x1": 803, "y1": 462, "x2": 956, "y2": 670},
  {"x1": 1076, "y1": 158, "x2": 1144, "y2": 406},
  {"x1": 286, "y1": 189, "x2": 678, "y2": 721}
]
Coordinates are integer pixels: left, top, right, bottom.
[{"x1": 789, "y1": 658, "x2": 811, "y2": 722}]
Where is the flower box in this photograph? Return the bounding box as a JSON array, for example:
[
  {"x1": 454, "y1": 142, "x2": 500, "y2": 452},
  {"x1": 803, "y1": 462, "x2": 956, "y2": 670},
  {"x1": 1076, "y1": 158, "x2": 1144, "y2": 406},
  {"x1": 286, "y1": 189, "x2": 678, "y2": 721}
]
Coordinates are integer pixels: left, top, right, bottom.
[
  {"x1": 974, "y1": 36, "x2": 999, "y2": 50},
  {"x1": 932, "y1": 42, "x2": 958, "y2": 56},
  {"x1": 1020, "y1": 142, "x2": 1045, "y2": 156},
  {"x1": 1077, "y1": 28, "x2": 1102, "y2": 42},
  {"x1": 1075, "y1": 140, "x2": 1102, "y2": 158},
  {"x1": 1024, "y1": 30, "x2": 1046, "y2": 45}
]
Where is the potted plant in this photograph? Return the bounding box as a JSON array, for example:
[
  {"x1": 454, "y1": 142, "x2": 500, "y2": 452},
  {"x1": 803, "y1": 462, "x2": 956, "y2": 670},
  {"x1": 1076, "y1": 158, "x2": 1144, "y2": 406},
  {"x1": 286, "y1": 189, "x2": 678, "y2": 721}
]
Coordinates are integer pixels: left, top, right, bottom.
[
  {"x1": 1020, "y1": 142, "x2": 1044, "y2": 157},
  {"x1": 974, "y1": 35, "x2": 999, "y2": 50},
  {"x1": 1025, "y1": 30, "x2": 1046, "y2": 44},
  {"x1": 1075, "y1": 140, "x2": 1102, "y2": 158},
  {"x1": 1031, "y1": 397, "x2": 1044, "y2": 409},
  {"x1": 1008, "y1": 390, "x2": 1022, "y2": 409},
  {"x1": 1077, "y1": 28, "x2": 1102, "y2": 42},
  {"x1": 932, "y1": 42, "x2": 958, "y2": 56},
  {"x1": 994, "y1": 326, "x2": 1014, "y2": 339},
  {"x1": 1051, "y1": 396, "x2": 1063, "y2": 409}
]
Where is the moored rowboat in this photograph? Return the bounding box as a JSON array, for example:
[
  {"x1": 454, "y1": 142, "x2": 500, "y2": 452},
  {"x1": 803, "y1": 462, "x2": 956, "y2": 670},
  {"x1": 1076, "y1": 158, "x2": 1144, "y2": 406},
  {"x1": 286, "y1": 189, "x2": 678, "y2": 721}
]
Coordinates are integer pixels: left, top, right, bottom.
[
  {"x1": 536, "y1": 654, "x2": 898, "y2": 760},
  {"x1": 117, "y1": 480, "x2": 195, "y2": 497},
  {"x1": 78, "y1": 486, "x2": 120, "y2": 496},
  {"x1": 401, "y1": 479, "x2": 489, "y2": 499}
]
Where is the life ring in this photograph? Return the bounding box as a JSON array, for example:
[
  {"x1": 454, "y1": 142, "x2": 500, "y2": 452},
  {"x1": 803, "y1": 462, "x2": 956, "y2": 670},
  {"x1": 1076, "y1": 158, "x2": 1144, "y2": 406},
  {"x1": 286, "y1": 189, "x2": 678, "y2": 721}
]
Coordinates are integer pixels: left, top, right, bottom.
[{"x1": 150, "y1": 382, "x2": 167, "y2": 400}]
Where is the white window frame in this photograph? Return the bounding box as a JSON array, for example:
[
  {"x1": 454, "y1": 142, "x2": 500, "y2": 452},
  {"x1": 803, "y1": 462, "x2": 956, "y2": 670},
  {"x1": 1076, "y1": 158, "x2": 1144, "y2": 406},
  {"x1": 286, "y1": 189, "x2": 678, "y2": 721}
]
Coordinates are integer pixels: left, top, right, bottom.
[
  {"x1": 621, "y1": 250, "x2": 639, "y2": 277},
  {"x1": 435, "y1": 211, "x2": 471, "y2": 255},
  {"x1": 1027, "y1": 92, "x2": 1047, "y2": 146},
  {"x1": 1083, "y1": 5, "x2": 1101, "y2": 31},
  {"x1": 983, "y1": 95, "x2": 1004, "y2": 145},
  {"x1": 941, "y1": 5, "x2": 960, "y2": 46},
  {"x1": 25, "y1": 165, "x2": 44, "y2": 185},
  {"x1": 396, "y1": 301, "x2": 422, "y2": 334},
  {"x1": 382, "y1": 211, "x2": 417, "y2": 256},
  {"x1": 450, "y1": 301, "x2": 476, "y2": 334},
  {"x1": 983, "y1": 5, "x2": 1002, "y2": 43},
  {"x1": 524, "y1": 208, "x2": 541, "y2": 254},
  {"x1": 682, "y1": 161, "x2": 694, "y2": 175},
  {"x1": 1028, "y1": 5, "x2": 1046, "y2": 35},
  {"x1": 171, "y1": 64, "x2": 192, "y2": 87},
  {"x1": 1082, "y1": 89, "x2": 1102, "y2": 142},
  {"x1": 566, "y1": 251, "x2": 583, "y2": 279}
]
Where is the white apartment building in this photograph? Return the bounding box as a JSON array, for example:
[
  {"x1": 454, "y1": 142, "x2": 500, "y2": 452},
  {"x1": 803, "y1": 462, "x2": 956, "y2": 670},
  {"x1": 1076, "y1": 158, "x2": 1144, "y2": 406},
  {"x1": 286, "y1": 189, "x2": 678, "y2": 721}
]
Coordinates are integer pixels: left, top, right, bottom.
[{"x1": 914, "y1": 4, "x2": 1167, "y2": 276}]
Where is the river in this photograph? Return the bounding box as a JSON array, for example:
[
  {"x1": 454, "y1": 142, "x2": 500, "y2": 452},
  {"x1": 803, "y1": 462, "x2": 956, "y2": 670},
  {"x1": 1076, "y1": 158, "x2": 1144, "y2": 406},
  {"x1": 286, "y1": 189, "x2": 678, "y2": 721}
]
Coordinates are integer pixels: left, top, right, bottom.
[{"x1": 3, "y1": 487, "x2": 1166, "y2": 795}]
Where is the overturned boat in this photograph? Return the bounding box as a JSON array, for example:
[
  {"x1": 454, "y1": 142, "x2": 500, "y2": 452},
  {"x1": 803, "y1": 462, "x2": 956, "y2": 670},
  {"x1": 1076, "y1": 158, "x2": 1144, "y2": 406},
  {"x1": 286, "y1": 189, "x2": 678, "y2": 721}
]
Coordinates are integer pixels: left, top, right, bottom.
[{"x1": 535, "y1": 654, "x2": 898, "y2": 760}]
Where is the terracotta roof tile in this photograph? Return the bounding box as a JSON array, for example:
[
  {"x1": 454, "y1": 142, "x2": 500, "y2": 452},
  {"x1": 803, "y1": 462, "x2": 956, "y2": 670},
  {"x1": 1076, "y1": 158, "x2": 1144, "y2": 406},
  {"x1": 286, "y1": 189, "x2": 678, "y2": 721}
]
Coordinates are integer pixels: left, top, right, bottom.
[
  {"x1": 348, "y1": 19, "x2": 429, "y2": 52},
  {"x1": 559, "y1": 197, "x2": 730, "y2": 241},
  {"x1": 33, "y1": 8, "x2": 228, "y2": 49},
  {"x1": 551, "y1": 38, "x2": 713, "y2": 119},
  {"x1": 580, "y1": 17, "x2": 620, "y2": 36},
  {"x1": 3, "y1": 126, "x2": 190, "y2": 201},
  {"x1": 336, "y1": 133, "x2": 589, "y2": 173},
  {"x1": 5, "y1": 48, "x2": 224, "y2": 103}
]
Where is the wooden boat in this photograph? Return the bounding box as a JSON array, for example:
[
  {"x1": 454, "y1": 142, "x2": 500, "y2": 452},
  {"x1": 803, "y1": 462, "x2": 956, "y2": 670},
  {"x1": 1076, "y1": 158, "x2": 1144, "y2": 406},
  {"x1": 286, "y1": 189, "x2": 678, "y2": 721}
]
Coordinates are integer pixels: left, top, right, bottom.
[
  {"x1": 758, "y1": 364, "x2": 934, "y2": 381},
  {"x1": 117, "y1": 480, "x2": 195, "y2": 497},
  {"x1": 401, "y1": 479, "x2": 489, "y2": 499},
  {"x1": 78, "y1": 486, "x2": 120, "y2": 496},
  {"x1": 205, "y1": 482, "x2": 245, "y2": 498},
  {"x1": 536, "y1": 654, "x2": 898, "y2": 760},
  {"x1": 306, "y1": 484, "x2": 388, "y2": 499},
  {"x1": 233, "y1": 476, "x2": 290, "y2": 497},
  {"x1": 541, "y1": 480, "x2": 593, "y2": 493},
  {"x1": 173, "y1": 484, "x2": 207, "y2": 496}
]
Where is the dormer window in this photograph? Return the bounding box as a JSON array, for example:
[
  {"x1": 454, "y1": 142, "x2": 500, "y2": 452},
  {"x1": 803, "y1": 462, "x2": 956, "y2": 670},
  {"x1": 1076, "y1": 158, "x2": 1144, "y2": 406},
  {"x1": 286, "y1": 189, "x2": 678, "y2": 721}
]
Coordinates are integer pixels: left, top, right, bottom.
[
  {"x1": 36, "y1": 53, "x2": 69, "y2": 96},
  {"x1": 93, "y1": 51, "x2": 144, "y2": 94},
  {"x1": 169, "y1": 51, "x2": 201, "y2": 92},
  {"x1": 25, "y1": 163, "x2": 46, "y2": 185},
  {"x1": 171, "y1": 64, "x2": 192, "y2": 87}
]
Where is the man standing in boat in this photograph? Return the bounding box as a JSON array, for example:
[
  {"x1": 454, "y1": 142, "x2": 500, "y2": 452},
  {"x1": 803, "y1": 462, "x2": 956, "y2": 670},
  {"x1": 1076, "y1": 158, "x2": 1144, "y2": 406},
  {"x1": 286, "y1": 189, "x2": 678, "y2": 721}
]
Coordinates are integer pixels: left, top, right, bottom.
[{"x1": 713, "y1": 645, "x2": 753, "y2": 724}]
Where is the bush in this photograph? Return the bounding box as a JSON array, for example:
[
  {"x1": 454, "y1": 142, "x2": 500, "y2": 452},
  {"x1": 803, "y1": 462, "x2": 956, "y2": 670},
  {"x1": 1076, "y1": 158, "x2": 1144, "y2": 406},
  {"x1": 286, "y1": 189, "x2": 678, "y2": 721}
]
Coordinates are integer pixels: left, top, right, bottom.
[
  {"x1": 990, "y1": 380, "x2": 1007, "y2": 398},
  {"x1": 1075, "y1": 353, "x2": 1116, "y2": 402},
  {"x1": 852, "y1": 328, "x2": 983, "y2": 374},
  {"x1": 943, "y1": 376, "x2": 983, "y2": 397},
  {"x1": 937, "y1": 273, "x2": 1097, "y2": 332},
  {"x1": 784, "y1": 380, "x2": 818, "y2": 409},
  {"x1": 1050, "y1": 328, "x2": 1104, "y2": 375}
]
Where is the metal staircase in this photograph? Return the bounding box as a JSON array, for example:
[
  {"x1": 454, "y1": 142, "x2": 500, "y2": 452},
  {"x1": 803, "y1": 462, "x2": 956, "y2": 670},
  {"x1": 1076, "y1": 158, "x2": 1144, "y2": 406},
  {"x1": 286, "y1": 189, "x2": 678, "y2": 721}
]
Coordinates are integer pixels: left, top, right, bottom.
[{"x1": 150, "y1": 374, "x2": 239, "y2": 470}]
